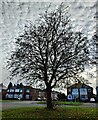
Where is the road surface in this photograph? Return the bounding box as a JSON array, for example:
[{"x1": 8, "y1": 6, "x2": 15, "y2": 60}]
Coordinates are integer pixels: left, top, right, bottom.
[
  {"x1": 1, "y1": 101, "x2": 98, "y2": 110},
  {"x1": 2, "y1": 101, "x2": 46, "y2": 110}
]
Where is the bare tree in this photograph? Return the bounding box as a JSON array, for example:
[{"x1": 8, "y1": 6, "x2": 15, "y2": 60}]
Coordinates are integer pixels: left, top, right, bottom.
[{"x1": 7, "y1": 4, "x2": 89, "y2": 109}]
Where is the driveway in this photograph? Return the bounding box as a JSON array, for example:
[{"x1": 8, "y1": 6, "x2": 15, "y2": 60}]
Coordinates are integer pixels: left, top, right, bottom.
[{"x1": 1, "y1": 101, "x2": 98, "y2": 110}]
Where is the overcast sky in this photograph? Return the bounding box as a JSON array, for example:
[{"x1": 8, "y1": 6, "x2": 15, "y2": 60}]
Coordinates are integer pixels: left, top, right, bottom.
[{"x1": 0, "y1": 0, "x2": 97, "y2": 93}]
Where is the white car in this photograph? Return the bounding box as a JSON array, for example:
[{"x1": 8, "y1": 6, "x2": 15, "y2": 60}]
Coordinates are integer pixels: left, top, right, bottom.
[
  {"x1": 37, "y1": 97, "x2": 42, "y2": 101},
  {"x1": 90, "y1": 98, "x2": 95, "y2": 103}
]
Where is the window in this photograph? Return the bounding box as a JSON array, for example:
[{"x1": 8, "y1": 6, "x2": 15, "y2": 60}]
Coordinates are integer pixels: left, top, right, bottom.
[
  {"x1": 88, "y1": 88, "x2": 91, "y2": 92},
  {"x1": 20, "y1": 89, "x2": 23, "y2": 93},
  {"x1": 72, "y1": 88, "x2": 78, "y2": 95},
  {"x1": 10, "y1": 89, "x2": 14, "y2": 92},
  {"x1": 68, "y1": 88, "x2": 71, "y2": 93},
  {"x1": 80, "y1": 88, "x2": 87, "y2": 95},
  {"x1": 72, "y1": 88, "x2": 79, "y2": 99},
  {"x1": 7, "y1": 89, "x2": 10, "y2": 92},
  {"x1": 26, "y1": 89, "x2": 30, "y2": 93},
  {"x1": 80, "y1": 95, "x2": 88, "y2": 100},
  {"x1": 25, "y1": 94, "x2": 30, "y2": 99},
  {"x1": 14, "y1": 94, "x2": 19, "y2": 98},
  {"x1": 15, "y1": 89, "x2": 19, "y2": 92},
  {"x1": 7, "y1": 94, "x2": 13, "y2": 98},
  {"x1": 19, "y1": 94, "x2": 22, "y2": 98},
  {"x1": 72, "y1": 95, "x2": 78, "y2": 99}
]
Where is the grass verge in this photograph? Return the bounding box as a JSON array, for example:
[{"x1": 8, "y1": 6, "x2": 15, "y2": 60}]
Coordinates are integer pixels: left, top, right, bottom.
[
  {"x1": 0, "y1": 100, "x2": 21, "y2": 102},
  {"x1": 37, "y1": 101, "x2": 82, "y2": 106},
  {"x1": 2, "y1": 106, "x2": 98, "y2": 120}
]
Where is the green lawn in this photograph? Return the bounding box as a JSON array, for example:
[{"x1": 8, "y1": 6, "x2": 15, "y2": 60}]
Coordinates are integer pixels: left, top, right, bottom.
[
  {"x1": 37, "y1": 101, "x2": 82, "y2": 106},
  {"x1": 0, "y1": 100, "x2": 20, "y2": 102},
  {"x1": 2, "y1": 106, "x2": 98, "y2": 120}
]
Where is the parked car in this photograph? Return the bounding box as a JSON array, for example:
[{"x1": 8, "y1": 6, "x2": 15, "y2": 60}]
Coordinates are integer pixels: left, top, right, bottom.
[
  {"x1": 35, "y1": 97, "x2": 42, "y2": 101},
  {"x1": 42, "y1": 97, "x2": 46, "y2": 101},
  {"x1": 90, "y1": 97, "x2": 96, "y2": 103}
]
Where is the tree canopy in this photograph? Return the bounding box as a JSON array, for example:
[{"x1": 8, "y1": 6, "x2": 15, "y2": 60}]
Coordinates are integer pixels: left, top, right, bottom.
[{"x1": 7, "y1": 4, "x2": 90, "y2": 109}]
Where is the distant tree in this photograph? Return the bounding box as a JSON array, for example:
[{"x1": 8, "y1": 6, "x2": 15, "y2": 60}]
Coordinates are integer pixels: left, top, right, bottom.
[
  {"x1": 20, "y1": 83, "x2": 23, "y2": 86},
  {"x1": 7, "y1": 4, "x2": 90, "y2": 109},
  {"x1": 14, "y1": 84, "x2": 16, "y2": 87},
  {"x1": 8, "y1": 82, "x2": 13, "y2": 88},
  {"x1": 17, "y1": 84, "x2": 19, "y2": 86},
  {"x1": 57, "y1": 93, "x2": 66, "y2": 101}
]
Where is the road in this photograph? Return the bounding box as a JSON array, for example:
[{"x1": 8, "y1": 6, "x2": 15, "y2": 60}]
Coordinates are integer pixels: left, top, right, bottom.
[
  {"x1": 1, "y1": 101, "x2": 98, "y2": 110},
  {"x1": 2, "y1": 101, "x2": 46, "y2": 110},
  {"x1": 81, "y1": 102, "x2": 98, "y2": 108}
]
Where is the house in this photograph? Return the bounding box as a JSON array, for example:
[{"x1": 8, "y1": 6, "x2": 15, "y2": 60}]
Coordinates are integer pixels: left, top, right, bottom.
[
  {"x1": 0, "y1": 83, "x2": 7, "y2": 100},
  {"x1": 5, "y1": 82, "x2": 60, "y2": 101},
  {"x1": 31, "y1": 88, "x2": 46, "y2": 101},
  {"x1": 5, "y1": 83, "x2": 47, "y2": 100},
  {"x1": 96, "y1": 86, "x2": 98, "y2": 102},
  {"x1": 6, "y1": 85, "x2": 32, "y2": 100},
  {"x1": 67, "y1": 82, "x2": 93, "y2": 102},
  {"x1": 34, "y1": 90, "x2": 60, "y2": 101}
]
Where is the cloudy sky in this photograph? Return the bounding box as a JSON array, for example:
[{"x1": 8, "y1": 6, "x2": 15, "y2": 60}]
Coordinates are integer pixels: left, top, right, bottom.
[{"x1": 0, "y1": 0, "x2": 97, "y2": 93}]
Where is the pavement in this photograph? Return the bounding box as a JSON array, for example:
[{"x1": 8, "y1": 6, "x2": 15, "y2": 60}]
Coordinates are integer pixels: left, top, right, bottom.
[{"x1": 1, "y1": 101, "x2": 98, "y2": 110}]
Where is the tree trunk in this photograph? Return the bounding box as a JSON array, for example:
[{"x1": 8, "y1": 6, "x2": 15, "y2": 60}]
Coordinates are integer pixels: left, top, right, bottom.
[{"x1": 46, "y1": 88, "x2": 53, "y2": 109}]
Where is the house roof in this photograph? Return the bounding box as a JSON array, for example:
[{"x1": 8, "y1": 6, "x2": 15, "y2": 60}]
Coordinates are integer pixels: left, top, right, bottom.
[
  {"x1": 7, "y1": 85, "x2": 33, "y2": 89},
  {"x1": 68, "y1": 82, "x2": 93, "y2": 89},
  {"x1": 7, "y1": 85, "x2": 46, "y2": 92}
]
